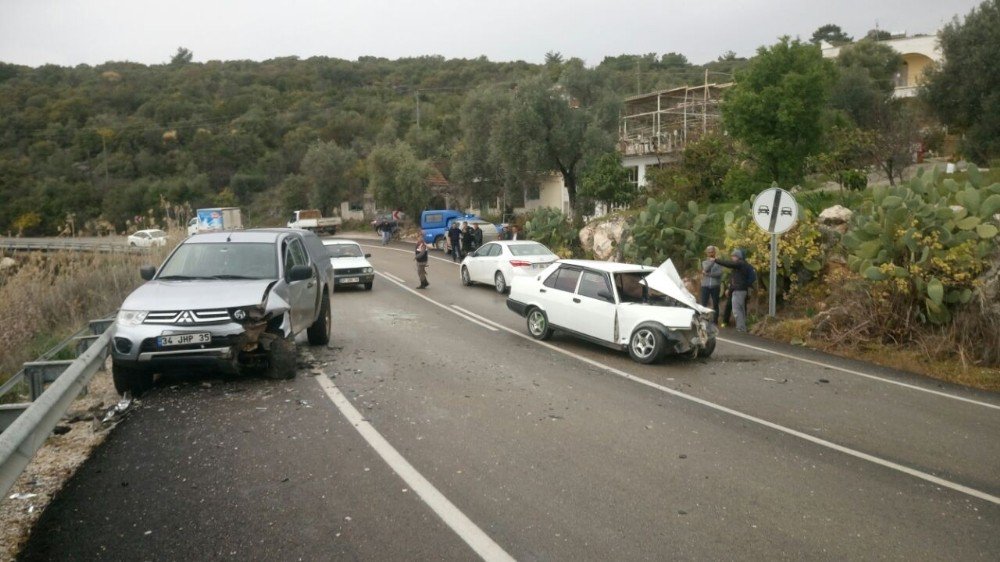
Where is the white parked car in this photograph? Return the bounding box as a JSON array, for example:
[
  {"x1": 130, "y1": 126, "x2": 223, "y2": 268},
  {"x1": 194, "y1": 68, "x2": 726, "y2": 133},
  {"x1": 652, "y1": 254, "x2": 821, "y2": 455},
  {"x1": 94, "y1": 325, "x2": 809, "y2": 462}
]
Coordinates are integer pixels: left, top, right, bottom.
[
  {"x1": 323, "y1": 239, "x2": 375, "y2": 290},
  {"x1": 127, "y1": 229, "x2": 167, "y2": 248},
  {"x1": 460, "y1": 240, "x2": 558, "y2": 293},
  {"x1": 506, "y1": 259, "x2": 717, "y2": 363}
]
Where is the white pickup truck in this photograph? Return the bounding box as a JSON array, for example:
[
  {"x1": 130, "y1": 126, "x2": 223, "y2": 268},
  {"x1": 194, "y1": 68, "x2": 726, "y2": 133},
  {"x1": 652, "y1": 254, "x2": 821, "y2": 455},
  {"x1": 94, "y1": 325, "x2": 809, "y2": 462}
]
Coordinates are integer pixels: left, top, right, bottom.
[{"x1": 287, "y1": 209, "x2": 342, "y2": 235}]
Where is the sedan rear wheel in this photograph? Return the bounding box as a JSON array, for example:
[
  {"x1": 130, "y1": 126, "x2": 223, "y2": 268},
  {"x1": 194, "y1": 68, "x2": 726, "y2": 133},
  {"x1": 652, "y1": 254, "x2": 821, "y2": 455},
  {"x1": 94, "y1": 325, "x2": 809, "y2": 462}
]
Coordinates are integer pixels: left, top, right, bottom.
[
  {"x1": 526, "y1": 308, "x2": 553, "y2": 340},
  {"x1": 461, "y1": 266, "x2": 472, "y2": 286},
  {"x1": 629, "y1": 327, "x2": 665, "y2": 364},
  {"x1": 494, "y1": 271, "x2": 507, "y2": 294}
]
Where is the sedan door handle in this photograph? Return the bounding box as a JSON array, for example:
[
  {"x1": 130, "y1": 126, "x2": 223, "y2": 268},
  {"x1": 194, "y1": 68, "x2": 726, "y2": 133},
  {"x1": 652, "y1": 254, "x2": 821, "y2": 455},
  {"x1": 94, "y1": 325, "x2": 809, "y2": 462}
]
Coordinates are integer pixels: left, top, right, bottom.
[{"x1": 573, "y1": 297, "x2": 581, "y2": 303}]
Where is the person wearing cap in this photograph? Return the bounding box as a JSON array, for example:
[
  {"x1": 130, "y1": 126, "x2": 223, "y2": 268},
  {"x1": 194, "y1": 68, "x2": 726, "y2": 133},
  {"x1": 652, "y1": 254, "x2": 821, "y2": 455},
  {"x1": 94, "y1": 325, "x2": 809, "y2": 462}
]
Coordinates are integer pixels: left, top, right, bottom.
[
  {"x1": 714, "y1": 249, "x2": 754, "y2": 332},
  {"x1": 700, "y1": 246, "x2": 723, "y2": 324}
]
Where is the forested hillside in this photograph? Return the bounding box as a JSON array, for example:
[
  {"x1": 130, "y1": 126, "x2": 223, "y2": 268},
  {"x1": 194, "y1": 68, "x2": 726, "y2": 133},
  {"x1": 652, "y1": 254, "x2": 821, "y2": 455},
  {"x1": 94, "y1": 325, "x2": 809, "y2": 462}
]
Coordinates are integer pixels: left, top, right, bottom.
[{"x1": 0, "y1": 51, "x2": 744, "y2": 235}]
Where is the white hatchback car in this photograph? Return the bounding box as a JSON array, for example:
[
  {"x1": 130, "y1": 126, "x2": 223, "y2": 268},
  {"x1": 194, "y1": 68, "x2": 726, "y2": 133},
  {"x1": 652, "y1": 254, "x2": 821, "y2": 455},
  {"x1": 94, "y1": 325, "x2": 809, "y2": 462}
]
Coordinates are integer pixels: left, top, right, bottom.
[
  {"x1": 506, "y1": 259, "x2": 717, "y2": 363},
  {"x1": 460, "y1": 240, "x2": 558, "y2": 293},
  {"x1": 127, "y1": 229, "x2": 167, "y2": 248},
  {"x1": 323, "y1": 239, "x2": 375, "y2": 290}
]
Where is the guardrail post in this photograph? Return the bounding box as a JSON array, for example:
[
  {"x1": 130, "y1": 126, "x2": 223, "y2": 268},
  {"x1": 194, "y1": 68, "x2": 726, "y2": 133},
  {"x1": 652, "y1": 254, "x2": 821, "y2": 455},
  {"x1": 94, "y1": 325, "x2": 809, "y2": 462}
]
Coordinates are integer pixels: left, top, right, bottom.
[{"x1": 22, "y1": 361, "x2": 74, "y2": 401}]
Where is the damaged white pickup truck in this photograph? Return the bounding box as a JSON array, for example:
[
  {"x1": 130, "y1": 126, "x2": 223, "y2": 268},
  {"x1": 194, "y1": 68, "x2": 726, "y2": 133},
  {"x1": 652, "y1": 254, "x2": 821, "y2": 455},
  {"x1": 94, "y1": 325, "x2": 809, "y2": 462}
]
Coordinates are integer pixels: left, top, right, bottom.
[{"x1": 110, "y1": 229, "x2": 335, "y2": 395}]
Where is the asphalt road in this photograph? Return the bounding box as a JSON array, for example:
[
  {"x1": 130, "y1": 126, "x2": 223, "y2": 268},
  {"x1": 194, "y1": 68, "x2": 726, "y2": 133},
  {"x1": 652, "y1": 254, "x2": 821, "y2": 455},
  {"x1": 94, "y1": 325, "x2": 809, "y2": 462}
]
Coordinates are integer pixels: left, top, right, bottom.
[{"x1": 19, "y1": 236, "x2": 1000, "y2": 561}]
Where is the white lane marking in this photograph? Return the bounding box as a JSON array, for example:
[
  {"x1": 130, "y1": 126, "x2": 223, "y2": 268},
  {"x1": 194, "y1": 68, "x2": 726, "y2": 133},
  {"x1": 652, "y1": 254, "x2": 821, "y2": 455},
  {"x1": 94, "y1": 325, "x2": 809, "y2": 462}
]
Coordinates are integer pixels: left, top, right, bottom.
[
  {"x1": 361, "y1": 243, "x2": 458, "y2": 266},
  {"x1": 375, "y1": 272, "x2": 498, "y2": 332},
  {"x1": 717, "y1": 337, "x2": 1000, "y2": 411},
  {"x1": 312, "y1": 370, "x2": 515, "y2": 562},
  {"x1": 439, "y1": 302, "x2": 1000, "y2": 504},
  {"x1": 382, "y1": 271, "x2": 405, "y2": 284}
]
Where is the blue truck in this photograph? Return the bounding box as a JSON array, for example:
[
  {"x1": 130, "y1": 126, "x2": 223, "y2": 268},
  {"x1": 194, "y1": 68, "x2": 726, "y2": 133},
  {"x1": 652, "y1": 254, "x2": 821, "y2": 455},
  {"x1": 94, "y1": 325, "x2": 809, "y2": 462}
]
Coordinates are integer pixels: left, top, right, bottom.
[{"x1": 420, "y1": 210, "x2": 502, "y2": 251}]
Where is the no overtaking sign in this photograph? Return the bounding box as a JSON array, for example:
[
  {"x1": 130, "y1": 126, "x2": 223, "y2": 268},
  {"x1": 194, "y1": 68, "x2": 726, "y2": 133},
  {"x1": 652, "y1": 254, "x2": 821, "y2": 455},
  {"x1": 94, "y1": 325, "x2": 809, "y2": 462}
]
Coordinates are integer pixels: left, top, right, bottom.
[{"x1": 752, "y1": 188, "x2": 798, "y2": 234}]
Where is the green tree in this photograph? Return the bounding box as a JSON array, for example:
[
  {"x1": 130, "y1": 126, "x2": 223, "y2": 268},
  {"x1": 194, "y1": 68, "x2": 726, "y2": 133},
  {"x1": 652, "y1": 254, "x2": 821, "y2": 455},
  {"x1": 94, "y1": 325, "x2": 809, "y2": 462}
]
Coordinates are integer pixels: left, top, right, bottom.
[
  {"x1": 496, "y1": 68, "x2": 620, "y2": 216},
  {"x1": 579, "y1": 152, "x2": 633, "y2": 211},
  {"x1": 722, "y1": 37, "x2": 836, "y2": 186},
  {"x1": 368, "y1": 142, "x2": 432, "y2": 219},
  {"x1": 922, "y1": 0, "x2": 1000, "y2": 163},
  {"x1": 811, "y1": 24, "x2": 853, "y2": 46},
  {"x1": 300, "y1": 140, "x2": 357, "y2": 214},
  {"x1": 170, "y1": 47, "x2": 193, "y2": 66}
]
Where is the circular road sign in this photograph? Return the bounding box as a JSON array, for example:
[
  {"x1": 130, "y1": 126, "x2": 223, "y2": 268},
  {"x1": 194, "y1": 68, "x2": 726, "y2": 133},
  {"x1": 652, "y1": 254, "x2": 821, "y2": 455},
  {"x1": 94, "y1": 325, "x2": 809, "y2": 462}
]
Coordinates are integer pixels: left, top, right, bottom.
[{"x1": 752, "y1": 188, "x2": 798, "y2": 234}]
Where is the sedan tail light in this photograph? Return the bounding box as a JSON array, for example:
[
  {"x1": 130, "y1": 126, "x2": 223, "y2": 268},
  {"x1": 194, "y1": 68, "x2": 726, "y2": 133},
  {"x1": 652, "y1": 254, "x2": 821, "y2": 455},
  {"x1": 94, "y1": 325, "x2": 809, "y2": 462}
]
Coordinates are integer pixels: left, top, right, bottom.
[{"x1": 509, "y1": 260, "x2": 532, "y2": 267}]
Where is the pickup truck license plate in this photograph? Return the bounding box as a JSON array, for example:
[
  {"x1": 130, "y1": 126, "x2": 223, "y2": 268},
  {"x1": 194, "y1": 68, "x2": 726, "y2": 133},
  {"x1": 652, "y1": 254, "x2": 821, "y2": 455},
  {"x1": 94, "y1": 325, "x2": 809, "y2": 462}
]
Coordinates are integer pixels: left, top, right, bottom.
[
  {"x1": 339, "y1": 277, "x2": 360, "y2": 284},
  {"x1": 158, "y1": 333, "x2": 211, "y2": 347}
]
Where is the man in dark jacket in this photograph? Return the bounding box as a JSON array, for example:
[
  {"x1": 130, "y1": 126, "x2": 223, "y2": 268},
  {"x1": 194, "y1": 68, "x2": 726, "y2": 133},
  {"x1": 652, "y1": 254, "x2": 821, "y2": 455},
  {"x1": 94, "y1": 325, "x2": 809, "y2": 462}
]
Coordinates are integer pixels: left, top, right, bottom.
[
  {"x1": 714, "y1": 249, "x2": 754, "y2": 332},
  {"x1": 447, "y1": 222, "x2": 462, "y2": 262},
  {"x1": 472, "y1": 223, "x2": 483, "y2": 249},
  {"x1": 461, "y1": 222, "x2": 474, "y2": 255},
  {"x1": 415, "y1": 232, "x2": 429, "y2": 289}
]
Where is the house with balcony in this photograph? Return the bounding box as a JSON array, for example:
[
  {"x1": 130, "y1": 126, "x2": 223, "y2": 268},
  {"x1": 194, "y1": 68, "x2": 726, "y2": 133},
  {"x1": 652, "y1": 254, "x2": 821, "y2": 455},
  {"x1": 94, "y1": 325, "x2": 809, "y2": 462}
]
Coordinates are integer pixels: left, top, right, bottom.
[{"x1": 821, "y1": 34, "x2": 942, "y2": 98}]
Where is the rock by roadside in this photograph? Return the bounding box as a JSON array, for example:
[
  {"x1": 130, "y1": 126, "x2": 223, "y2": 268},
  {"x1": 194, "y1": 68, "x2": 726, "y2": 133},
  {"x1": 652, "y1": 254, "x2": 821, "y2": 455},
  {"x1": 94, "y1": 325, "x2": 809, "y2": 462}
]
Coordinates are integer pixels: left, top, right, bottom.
[{"x1": 0, "y1": 359, "x2": 124, "y2": 560}]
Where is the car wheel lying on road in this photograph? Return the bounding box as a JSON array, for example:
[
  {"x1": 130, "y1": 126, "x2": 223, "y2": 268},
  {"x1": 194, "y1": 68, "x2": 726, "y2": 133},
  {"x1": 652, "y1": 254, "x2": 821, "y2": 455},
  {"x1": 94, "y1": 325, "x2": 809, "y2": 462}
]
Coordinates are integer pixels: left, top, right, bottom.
[{"x1": 111, "y1": 362, "x2": 154, "y2": 396}]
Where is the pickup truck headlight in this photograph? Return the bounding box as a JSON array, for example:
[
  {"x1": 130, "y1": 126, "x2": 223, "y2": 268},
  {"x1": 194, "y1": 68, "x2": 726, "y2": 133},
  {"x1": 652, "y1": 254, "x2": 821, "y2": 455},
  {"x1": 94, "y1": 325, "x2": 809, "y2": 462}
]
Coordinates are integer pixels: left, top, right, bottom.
[{"x1": 116, "y1": 310, "x2": 148, "y2": 326}]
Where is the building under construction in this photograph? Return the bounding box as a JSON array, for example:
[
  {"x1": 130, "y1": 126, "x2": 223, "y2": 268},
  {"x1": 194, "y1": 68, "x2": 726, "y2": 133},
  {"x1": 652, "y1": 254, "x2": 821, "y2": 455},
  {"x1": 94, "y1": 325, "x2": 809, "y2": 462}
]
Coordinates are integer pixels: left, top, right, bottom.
[{"x1": 619, "y1": 82, "x2": 731, "y2": 186}]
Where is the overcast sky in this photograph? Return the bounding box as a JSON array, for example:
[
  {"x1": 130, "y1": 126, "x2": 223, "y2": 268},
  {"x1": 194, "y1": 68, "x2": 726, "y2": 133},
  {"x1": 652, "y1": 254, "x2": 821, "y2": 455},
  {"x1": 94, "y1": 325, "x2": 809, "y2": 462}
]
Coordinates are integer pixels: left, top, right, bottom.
[{"x1": 0, "y1": 0, "x2": 984, "y2": 68}]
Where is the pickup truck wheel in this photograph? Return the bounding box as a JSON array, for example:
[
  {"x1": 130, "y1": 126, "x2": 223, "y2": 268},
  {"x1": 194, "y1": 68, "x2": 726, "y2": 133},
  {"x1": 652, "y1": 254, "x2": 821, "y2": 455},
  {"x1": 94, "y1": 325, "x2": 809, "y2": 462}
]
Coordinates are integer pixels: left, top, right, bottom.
[
  {"x1": 264, "y1": 334, "x2": 297, "y2": 380},
  {"x1": 112, "y1": 362, "x2": 154, "y2": 396},
  {"x1": 307, "y1": 292, "x2": 331, "y2": 345},
  {"x1": 494, "y1": 271, "x2": 508, "y2": 294},
  {"x1": 526, "y1": 308, "x2": 553, "y2": 340},
  {"x1": 461, "y1": 266, "x2": 472, "y2": 286},
  {"x1": 629, "y1": 327, "x2": 665, "y2": 364},
  {"x1": 432, "y1": 236, "x2": 445, "y2": 251},
  {"x1": 699, "y1": 336, "x2": 716, "y2": 358}
]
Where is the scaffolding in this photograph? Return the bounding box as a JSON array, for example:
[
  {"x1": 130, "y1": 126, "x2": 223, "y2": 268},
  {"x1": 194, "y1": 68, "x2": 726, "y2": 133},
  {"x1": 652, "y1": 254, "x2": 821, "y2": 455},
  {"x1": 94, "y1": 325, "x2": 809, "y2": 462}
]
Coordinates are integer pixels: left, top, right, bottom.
[{"x1": 619, "y1": 79, "x2": 732, "y2": 157}]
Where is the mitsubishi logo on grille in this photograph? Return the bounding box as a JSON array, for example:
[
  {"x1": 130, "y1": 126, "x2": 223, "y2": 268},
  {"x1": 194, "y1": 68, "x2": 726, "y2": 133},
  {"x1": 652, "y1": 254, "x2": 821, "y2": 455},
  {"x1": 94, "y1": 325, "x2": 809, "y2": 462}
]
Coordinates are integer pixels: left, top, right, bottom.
[{"x1": 176, "y1": 311, "x2": 196, "y2": 324}]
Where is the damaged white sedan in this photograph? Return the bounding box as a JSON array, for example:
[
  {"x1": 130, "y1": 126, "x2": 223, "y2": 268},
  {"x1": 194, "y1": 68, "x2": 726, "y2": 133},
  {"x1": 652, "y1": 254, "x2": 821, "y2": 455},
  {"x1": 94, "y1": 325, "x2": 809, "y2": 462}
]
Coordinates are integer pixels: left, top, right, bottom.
[
  {"x1": 110, "y1": 229, "x2": 335, "y2": 395},
  {"x1": 506, "y1": 259, "x2": 716, "y2": 363}
]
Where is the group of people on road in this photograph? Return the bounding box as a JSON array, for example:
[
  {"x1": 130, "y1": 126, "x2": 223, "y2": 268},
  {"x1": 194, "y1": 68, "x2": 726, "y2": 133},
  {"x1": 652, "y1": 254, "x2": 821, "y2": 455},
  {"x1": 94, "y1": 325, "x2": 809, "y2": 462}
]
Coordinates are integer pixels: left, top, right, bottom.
[
  {"x1": 446, "y1": 221, "x2": 483, "y2": 262},
  {"x1": 700, "y1": 246, "x2": 756, "y2": 332}
]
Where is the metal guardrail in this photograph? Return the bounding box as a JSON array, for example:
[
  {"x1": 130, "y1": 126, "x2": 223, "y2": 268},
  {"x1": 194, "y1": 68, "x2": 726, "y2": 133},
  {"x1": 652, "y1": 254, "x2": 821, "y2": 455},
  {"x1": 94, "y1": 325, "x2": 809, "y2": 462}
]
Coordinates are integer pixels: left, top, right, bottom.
[
  {"x1": 0, "y1": 318, "x2": 113, "y2": 498},
  {"x1": 0, "y1": 239, "x2": 140, "y2": 254}
]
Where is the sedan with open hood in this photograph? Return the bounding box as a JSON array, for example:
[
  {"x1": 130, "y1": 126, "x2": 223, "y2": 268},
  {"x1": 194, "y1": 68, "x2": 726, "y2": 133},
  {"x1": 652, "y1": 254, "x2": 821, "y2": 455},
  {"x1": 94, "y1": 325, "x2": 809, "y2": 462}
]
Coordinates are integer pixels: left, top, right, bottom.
[{"x1": 506, "y1": 259, "x2": 716, "y2": 363}]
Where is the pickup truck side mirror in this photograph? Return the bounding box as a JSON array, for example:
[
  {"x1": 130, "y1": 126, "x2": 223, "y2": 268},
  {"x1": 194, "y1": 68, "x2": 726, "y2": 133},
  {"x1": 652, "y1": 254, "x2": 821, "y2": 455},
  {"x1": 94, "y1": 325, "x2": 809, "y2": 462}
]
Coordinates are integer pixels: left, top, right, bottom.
[
  {"x1": 288, "y1": 264, "x2": 313, "y2": 282},
  {"x1": 140, "y1": 265, "x2": 156, "y2": 281},
  {"x1": 597, "y1": 290, "x2": 615, "y2": 303}
]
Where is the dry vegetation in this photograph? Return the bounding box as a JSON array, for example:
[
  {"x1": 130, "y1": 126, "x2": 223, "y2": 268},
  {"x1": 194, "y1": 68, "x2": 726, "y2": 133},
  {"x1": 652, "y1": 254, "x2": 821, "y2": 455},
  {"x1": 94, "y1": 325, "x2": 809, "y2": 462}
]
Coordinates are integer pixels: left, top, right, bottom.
[{"x1": 0, "y1": 245, "x2": 172, "y2": 390}]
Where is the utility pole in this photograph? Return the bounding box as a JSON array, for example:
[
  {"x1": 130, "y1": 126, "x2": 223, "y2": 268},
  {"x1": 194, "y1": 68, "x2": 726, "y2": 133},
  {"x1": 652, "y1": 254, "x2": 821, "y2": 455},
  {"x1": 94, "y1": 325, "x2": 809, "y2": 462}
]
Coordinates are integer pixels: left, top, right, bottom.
[{"x1": 703, "y1": 68, "x2": 709, "y2": 135}]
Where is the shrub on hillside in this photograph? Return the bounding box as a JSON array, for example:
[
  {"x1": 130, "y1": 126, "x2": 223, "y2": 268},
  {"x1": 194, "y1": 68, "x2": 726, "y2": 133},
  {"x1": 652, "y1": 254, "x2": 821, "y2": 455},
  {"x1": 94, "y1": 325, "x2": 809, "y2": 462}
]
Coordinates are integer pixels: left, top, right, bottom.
[
  {"x1": 620, "y1": 198, "x2": 715, "y2": 271},
  {"x1": 523, "y1": 208, "x2": 579, "y2": 258}
]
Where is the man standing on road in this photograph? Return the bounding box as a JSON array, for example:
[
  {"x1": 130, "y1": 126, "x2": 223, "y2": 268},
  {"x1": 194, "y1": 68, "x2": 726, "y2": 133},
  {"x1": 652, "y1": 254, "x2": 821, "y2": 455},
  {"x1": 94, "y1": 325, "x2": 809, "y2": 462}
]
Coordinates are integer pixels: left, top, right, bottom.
[
  {"x1": 448, "y1": 221, "x2": 462, "y2": 262},
  {"x1": 714, "y1": 249, "x2": 754, "y2": 332},
  {"x1": 415, "y1": 232, "x2": 429, "y2": 289},
  {"x1": 461, "y1": 222, "x2": 474, "y2": 257},
  {"x1": 700, "y1": 245, "x2": 723, "y2": 324},
  {"x1": 472, "y1": 223, "x2": 483, "y2": 249}
]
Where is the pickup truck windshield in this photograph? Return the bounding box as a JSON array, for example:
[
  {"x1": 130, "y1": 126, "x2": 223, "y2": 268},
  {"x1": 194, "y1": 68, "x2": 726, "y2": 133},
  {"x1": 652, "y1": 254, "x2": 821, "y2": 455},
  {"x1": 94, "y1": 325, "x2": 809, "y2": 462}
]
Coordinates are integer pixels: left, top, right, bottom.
[{"x1": 158, "y1": 242, "x2": 278, "y2": 280}]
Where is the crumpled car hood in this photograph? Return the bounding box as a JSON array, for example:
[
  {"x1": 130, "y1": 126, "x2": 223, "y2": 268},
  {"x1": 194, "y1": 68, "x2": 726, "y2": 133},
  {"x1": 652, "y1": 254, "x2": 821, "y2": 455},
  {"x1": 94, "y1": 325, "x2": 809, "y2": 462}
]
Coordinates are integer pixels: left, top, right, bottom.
[
  {"x1": 640, "y1": 260, "x2": 713, "y2": 314},
  {"x1": 122, "y1": 279, "x2": 274, "y2": 311}
]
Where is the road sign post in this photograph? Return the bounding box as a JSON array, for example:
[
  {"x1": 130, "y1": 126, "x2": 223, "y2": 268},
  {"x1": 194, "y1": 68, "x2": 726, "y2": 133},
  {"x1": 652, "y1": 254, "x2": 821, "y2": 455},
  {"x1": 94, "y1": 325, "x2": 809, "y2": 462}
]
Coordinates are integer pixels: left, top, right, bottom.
[{"x1": 751, "y1": 187, "x2": 798, "y2": 318}]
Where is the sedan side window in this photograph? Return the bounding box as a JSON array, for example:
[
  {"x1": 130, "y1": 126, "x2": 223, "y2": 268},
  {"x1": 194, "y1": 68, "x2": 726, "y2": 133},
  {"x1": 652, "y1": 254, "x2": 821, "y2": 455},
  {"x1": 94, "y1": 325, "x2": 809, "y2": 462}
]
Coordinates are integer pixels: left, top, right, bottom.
[
  {"x1": 578, "y1": 270, "x2": 612, "y2": 301},
  {"x1": 487, "y1": 244, "x2": 502, "y2": 257},
  {"x1": 543, "y1": 266, "x2": 581, "y2": 293}
]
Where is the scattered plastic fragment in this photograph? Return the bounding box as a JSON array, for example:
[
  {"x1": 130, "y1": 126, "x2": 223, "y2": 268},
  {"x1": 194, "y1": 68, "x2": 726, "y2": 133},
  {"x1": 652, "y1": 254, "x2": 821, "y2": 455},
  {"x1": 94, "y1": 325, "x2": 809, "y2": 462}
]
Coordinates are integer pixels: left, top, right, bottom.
[
  {"x1": 9, "y1": 493, "x2": 37, "y2": 500},
  {"x1": 101, "y1": 393, "x2": 133, "y2": 423}
]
